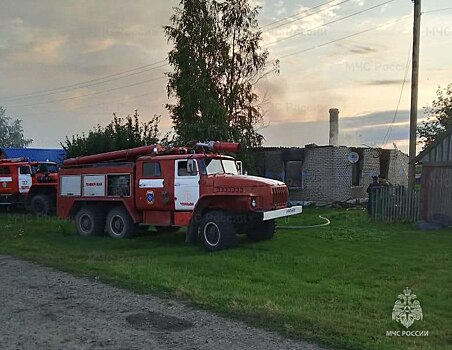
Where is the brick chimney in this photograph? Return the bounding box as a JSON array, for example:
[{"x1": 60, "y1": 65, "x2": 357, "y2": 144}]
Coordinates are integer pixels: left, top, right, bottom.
[{"x1": 329, "y1": 108, "x2": 339, "y2": 146}]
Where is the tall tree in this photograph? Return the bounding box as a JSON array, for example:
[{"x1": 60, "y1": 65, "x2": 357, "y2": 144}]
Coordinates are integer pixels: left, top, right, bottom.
[
  {"x1": 62, "y1": 110, "x2": 161, "y2": 158},
  {"x1": 165, "y1": 0, "x2": 276, "y2": 158},
  {"x1": 0, "y1": 107, "x2": 33, "y2": 148},
  {"x1": 417, "y1": 84, "x2": 452, "y2": 148}
]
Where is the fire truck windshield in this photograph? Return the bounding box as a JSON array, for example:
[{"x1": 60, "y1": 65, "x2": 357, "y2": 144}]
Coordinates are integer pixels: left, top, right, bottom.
[
  {"x1": 32, "y1": 163, "x2": 58, "y2": 174},
  {"x1": 222, "y1": 159, "x2": 238, "y2": 175},
  {"x1": 203, "y1": 158, "x2": 238, "y2": 175}
]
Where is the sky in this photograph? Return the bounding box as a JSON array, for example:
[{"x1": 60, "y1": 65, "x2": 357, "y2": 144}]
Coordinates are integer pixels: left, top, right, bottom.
[{"x1": 1, "y1": 0, "x2": 451, "y2": 153}]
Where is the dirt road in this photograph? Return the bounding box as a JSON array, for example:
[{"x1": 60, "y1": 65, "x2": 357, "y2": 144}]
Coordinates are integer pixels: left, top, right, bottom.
[{"x1": 0, "y1": 256, "x2": 325, "y2": 350}]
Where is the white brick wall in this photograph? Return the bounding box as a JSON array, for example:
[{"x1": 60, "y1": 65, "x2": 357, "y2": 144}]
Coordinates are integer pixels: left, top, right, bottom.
[{"x1": 257, "y1": 146, "x2": 409, "y2": 203}]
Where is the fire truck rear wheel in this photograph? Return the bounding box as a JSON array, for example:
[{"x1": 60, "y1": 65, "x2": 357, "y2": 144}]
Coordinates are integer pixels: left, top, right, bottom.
[
  {"x1": 246, "y1": 220, "x2": 276, "y2": 241},
  {"x1": 200, "y1": 211, "x2": 236, "y2": 252},
  {"x1": 30, "y1": 194, "x2": 52, "y2": 216},
  {"x1": 106, "y1": 207, "x2": 135, "y2": 239},
  {"x1": 75, "y1": 207, "x2": 105, "y2": 237}
]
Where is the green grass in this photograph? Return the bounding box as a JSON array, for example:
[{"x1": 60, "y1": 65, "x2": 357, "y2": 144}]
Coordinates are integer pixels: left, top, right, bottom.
[{"x1": 0, "y1": 208, "x2": 451, "y2": 350}]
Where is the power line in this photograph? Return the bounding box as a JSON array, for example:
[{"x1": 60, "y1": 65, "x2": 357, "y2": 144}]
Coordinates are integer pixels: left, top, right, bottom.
[
  {"x1": 3, "y1": 0, "x2": 413, "y2": 111},
  {"x1": 265, "y1": 0, "x2": 398, "y2": 47},
  {"x1": 2, "y1": 2, "x2": 343, "y2": 104},
  {"x1": 278, "y1": 15, "x2": 410, "y2": 60},
  {"x1": 382, "y1": 40, "x2": 413, "y2": 148},
  {"x1": 262, "y1": 0, "x2": 352, "y2": 31},
  {"x1": 423, "y1": 7, "x2": 452, "y2": 14},
  {"x1": 8, "y1": 75, "x2": 167, "y2": 108},
  {"x1": 9, "y1": 16, "x2": 411, "y2": 110},
  {"x1": 2, "y1": 1, "x2": 397, "y2": 106},
  {"x1": 0, "y1": 58, "x2": 168, "y2": 101},
  {"x1": 5, "y1": 1, "x2": 341, "y2": 104},
  {"x1": 11, "y1": 86, "x2": 166, "y2": 116},
  {"x1": 1, "y1": 62, "x2": 169, "y2": 103},
  {"x1": 261, "y1": 0, "x2": 338, "y2": 28}
]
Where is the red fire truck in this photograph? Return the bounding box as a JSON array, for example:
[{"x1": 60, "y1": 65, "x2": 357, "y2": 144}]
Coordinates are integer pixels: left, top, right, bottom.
[
  {"x1": 0, "y1": 158, "x2": 58, "y2": 215},
  {"x1": 57, "y1": 142, "x2": 302, "y2": 251}
]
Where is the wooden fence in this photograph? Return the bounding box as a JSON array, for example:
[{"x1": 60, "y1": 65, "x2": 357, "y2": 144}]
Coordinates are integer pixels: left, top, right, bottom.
[{"x1": 370, "y1": 186, "x2": 420, "y2": 223}]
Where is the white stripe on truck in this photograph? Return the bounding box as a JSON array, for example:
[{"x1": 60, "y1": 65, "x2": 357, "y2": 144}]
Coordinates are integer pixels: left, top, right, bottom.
[
  {"x1": 262, "y1": 206, "x2": 303, "y2": 221},
  {"x1": 139, "y1": 179, "x2": 164, "y2": 189}
]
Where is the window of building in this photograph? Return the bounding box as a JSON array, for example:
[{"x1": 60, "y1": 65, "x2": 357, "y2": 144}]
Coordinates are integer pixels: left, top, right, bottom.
[
  {"x1": 352, "y1": 163, "x2": 361, "y2": 186},
  {"x1": 285, "y1": 161, "x2": 303, "y2": 189},
  {"x1": 379, "y1": 150, "x2": 390, "y2": 179},
  {"x1": 143, "y1": 162, "x2": 161, "y2": 177},
  {"x1": 107, "y1": 174, "x2": 131, "y2": 197},
  {"x1": 351, "y1": 149, "x2": 364, "y2": 186}
]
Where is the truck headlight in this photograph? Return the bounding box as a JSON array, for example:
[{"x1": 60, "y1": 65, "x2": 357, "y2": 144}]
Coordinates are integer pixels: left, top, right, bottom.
[{"x1": 251, "y1": 198, "x2": 257, "y2": 208}]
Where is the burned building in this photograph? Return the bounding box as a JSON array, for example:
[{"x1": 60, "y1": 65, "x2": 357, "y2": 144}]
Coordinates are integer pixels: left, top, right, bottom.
[{"x1": 253, "y1": 109, "x2": 409, "y2": 203}]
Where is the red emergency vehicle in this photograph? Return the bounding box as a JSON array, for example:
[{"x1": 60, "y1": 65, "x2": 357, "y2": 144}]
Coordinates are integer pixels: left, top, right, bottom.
[
  {"x1": 57, "y1": 142, "x2": 302, "y2": 251},
  {"x1": 0, "y1": 158, "x2": 58, "y2": 215}
]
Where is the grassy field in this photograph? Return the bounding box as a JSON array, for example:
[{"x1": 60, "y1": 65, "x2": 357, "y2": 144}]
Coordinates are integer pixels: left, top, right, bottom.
[{"x1": 0, "y1": 207, "x2": 450, "y2": 350}]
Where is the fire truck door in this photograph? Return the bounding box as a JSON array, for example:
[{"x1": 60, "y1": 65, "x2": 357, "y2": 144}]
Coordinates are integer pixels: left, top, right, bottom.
[
  {"x1": 18, "y1": 166, "x2": 32, "y2": 194},
  {"x1": 174, "y1": 159, "x2": 200, "y2": 211}
]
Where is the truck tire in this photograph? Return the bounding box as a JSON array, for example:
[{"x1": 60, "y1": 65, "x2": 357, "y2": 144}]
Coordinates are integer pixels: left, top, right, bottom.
[
  {"x1": 30, "y1": 194, "x2": 52, "y2": 216},
  {"x1": 246, "y1": 220, "x2": 276, "y2": 242},
  {"x1": 106, "y1": 207, "x2": 135, "y2": 239},
  {"x1": 75, "y1": 206, "x2": 105, "y2": 237},
  {"x1": 200, "y1": 211, "x2": 236, "y2": 252}
]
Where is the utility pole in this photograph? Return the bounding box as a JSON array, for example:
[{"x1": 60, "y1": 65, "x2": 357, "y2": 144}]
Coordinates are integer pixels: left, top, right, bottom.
[{"x1": 408, "y1": 0, "x2": 421, "y2": 190}]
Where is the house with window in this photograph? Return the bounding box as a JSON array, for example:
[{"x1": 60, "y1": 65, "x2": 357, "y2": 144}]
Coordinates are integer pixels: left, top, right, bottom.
[
  {"x1": 251, "y1": 108, "x2": 409, "y2": 203},
  {"x1": 252, "y1": 145, "x2": 408, "y2": 203}
]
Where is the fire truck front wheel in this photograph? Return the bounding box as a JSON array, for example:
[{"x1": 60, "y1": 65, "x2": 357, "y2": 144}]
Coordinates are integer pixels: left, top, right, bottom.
[
  {"x1": 30, "y1": 194, "x2": 52, "y2": 216},
  {"x1": 106, "y1": 207, "x2": 135, "y2": 239},
  {"x1": 246, "y1": 219, "x2": 276, "y2": 242},
  {"x1": 200, "y1": 211, "x2": 236, "y2": 252},
  {"x1": 75, "y1": 207, "x2": 105, "y2": 237}
]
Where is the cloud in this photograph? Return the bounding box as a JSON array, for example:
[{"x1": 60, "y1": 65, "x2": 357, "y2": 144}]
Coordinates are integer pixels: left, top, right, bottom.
[
  {"x1": 0, "y1": 0, "x2": 177, "y2": 147},
  {"x1": 274, "y1": 0, "x2": 286, "y2": 16},
  {"x1": 351, "y1": 0, "x2": 367, "y2": 5},
  {"x1": 347, "y1": 45, "x2": 378, "y2": 55},
  {"x1": 259, "y1": 110, "x2": 425, "y2": 151},
  {"x1": 341, "y1": 110, "x2": 408, "y2": 129},
  {"x1": 361, "y1": 79, "x2": 406, "y2": 86},
  {"x1": 0, "y1": 0, "x2": 447, "y2": 152},
  {"x1": 32, "y1": 36, "x2": 67, "y2": 62},
  {"x1": 262, "y1": 0, "x2": 344, "y2": 47}
]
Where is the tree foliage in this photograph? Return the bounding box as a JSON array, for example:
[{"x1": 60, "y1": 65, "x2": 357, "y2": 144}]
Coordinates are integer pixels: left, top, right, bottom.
[
  {"x1": 62, "y1": 110, "x2": 161, "y2": 158},
  {"x1": 165, "y1": 0, "x2": 276, "y2": 159},
  {"x1": 417, "y1": 84, "x2": 452, "y2": 148},
  {"x1": 0, "y1": 107, "x2": 33, "y2": 148}
]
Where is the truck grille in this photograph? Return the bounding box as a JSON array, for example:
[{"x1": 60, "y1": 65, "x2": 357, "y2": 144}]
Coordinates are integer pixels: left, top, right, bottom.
[{"x1": 272, "y1": 186, "x2": 288, "y2": 207}]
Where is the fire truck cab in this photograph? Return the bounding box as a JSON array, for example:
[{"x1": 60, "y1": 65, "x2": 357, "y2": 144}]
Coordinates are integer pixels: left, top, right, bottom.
[
  {"x1": 57, "y1": 143, "x2": 302, "y2": 251},
  {"x1": 0, "y1": 159, "x2": 58, "y2": 215}
]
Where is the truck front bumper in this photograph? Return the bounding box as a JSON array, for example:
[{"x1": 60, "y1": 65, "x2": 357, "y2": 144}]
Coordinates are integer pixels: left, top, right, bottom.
[{"x1": 262, "y1": 205, "x2": 303, "y2": 221}]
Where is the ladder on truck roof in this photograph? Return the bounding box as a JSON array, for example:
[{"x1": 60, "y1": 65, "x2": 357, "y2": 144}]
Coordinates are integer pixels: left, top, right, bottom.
[{"x1": 62, "y1": 142, "x2": 241, "y2": 166}]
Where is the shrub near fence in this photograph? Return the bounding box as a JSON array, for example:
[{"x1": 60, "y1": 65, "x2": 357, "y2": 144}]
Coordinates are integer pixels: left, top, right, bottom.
[{"x1": 371, "y1": 186, "x2": 420, "y2": 223}]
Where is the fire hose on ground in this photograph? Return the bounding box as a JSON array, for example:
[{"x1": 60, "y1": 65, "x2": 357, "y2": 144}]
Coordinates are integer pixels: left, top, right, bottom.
[{"x1": 276, "y1": 215, "x2": 331, "y2": 229}]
